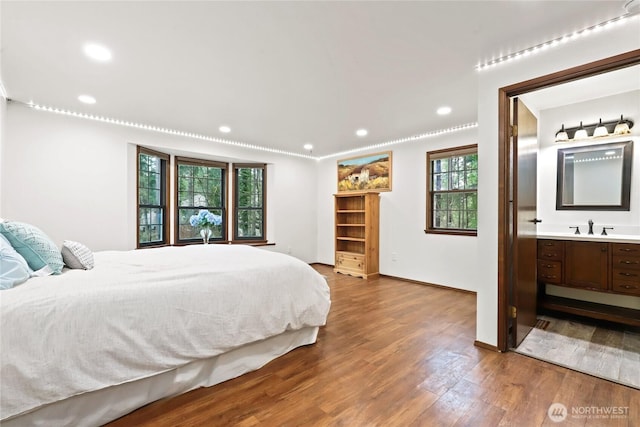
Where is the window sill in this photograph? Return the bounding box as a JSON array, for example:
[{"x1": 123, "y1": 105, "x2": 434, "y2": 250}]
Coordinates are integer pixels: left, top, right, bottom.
[
  {"x1": 424, "y1": 229, "x2": 477, "y2": 237},
  {"x1": 171, "y1": 241, "x2": 274, "y2": 247}
]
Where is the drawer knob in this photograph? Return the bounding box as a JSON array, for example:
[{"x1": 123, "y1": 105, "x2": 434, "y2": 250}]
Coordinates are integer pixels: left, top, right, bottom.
[
  {"x1": 620, "y1": 260, "x2": 639, "y2": 265},
  {"x1": 621, "y1": 284, "x2": 639, "y2": 290}
]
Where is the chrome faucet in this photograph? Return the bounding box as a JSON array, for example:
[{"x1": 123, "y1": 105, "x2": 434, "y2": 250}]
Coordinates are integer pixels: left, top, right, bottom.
[{"x1": 588, "y1": 219, "x2": 594, "y2": 235}]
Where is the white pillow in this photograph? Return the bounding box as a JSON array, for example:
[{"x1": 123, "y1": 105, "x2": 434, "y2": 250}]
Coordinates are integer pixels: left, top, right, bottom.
[{"x1": 61, "y1": 240, "x2": 94, "y2": 270}]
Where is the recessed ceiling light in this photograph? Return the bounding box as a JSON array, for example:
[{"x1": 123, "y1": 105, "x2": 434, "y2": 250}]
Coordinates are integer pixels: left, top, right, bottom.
[
  {"x1": 78, "y1": 95, "x2": 96, "y2": 104},
  {"x1": 356, "y1": 129, "x2": 368, "y2": 137},
  {"x1": 83, "y1": 43, "x2": 112, "y2": 62},
  {"x1": 437, "y1": 106, "x2": 452, "y2": 115},
  {"x1": 219, "y1": 126, "x2": 231, "y2": 133},
  {"x1": 303, "y1": 143, "x2": 313, "y2": 151}
]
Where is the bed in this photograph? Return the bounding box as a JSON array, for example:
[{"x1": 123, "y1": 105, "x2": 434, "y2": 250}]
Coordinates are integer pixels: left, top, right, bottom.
[{"x1": 0, "y1": 244, "x2": 331, "y2": 426}]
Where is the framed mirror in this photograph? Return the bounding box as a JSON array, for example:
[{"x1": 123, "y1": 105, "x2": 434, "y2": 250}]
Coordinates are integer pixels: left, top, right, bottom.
[{"x1": 556, "y1": 140, "x2": 633, "y2": 210}]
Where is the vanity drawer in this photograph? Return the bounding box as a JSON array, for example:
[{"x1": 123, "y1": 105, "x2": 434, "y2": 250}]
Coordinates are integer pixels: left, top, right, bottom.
[
  {"x1": 612, "y1": 268, "x2": 640, "y2": 283},
  {"x1": 612, "y1": 243, "x2": 640, "y2": 258},
  {"x1": 613, "y1": 255, "x2": 640, "y2": 271},
  {"x1": 335, "y1": 253, "x2": 365, "y2": 273},
  {"x1": 537, "y1": 260, "x2": 562, "y2": 284},
  {"x1": 537, "y1": 240, "x2": 564, "y2": 261},
  {"x1": 611, "y1": 279, "x2": 640, "y2": 296}
]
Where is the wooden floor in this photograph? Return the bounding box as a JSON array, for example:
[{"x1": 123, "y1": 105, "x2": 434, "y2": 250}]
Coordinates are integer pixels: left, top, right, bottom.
[{"x1": 108, "y1": 266, "x2": 639, "y2": 426}]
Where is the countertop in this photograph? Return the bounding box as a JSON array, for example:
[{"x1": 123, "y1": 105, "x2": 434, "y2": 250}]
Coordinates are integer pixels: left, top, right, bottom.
[{"x1": 537, "y1": 232, "x2": 640, "y2": 244}]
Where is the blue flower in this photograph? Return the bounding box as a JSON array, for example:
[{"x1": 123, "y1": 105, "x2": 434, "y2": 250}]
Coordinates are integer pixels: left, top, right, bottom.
[{"x1": 189, "y1": 209, "x2": 222, "y2": 228}]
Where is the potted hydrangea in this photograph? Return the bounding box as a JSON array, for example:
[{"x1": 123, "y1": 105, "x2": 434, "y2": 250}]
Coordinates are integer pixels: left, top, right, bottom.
[{"x1": 189, "y1": 210, "x2": 222, "y2": 244}]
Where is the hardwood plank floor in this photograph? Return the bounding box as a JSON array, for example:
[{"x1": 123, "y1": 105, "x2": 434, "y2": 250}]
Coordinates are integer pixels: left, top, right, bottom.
[{"x1": 107, "y1": 266, "x2": 638, "y2": 426}]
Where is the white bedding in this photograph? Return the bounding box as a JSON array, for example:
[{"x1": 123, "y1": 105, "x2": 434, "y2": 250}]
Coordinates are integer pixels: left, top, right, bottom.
[{"x1": 0, "y1": 245, "x2": 331, "y2": 421}]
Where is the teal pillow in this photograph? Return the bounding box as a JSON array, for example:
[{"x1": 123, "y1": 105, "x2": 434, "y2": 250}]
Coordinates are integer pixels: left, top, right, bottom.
[
  {"x1": 0, "y1": 234, "x2": 32, "y2": 289},
  {"x1": 0, "y1": 221, "x2": 63, "y2": 275}
]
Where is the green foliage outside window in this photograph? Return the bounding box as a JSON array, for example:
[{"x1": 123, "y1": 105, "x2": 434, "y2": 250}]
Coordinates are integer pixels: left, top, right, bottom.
[
  {"x1": 235, "y1": 167, "x2": 264, "y2": 240},
  {"x1": 138, "y1": 152, "x2": 166, "y2": 245}
]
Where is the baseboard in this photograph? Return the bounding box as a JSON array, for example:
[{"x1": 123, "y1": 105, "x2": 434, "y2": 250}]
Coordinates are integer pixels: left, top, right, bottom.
[
  {"x1": 474, "y1": 340, "x2": 501, "y2": 352},
  {"x1": 379, "y1": 274, "x2": 477, "y2": 295},
  {"x1": 310, "y1": 262, "x2": 334, "y2": 268}
]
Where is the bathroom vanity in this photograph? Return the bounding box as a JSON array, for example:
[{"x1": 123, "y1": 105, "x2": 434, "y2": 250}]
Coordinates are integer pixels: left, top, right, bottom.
[{"x1": 537, "y1": 234, "x2": 640, "y2": 327}]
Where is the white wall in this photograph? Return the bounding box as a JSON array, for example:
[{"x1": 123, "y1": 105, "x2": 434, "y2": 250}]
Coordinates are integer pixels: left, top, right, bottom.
[
  {"x1": 316, "y1": 127, "x2": 480, "y2": 292},
  {"x1": 0, "y1": 97, "x2": 5, "y2": 216},
  {"x1": 537, "y1": 91, "x2": 640, "y2": 234},
  {"x1": 2, "y1": 103, "x2": 319, "y2": 262},
  {"x1": 477, "y1": 22, "x2": 640, "y2": 346}
]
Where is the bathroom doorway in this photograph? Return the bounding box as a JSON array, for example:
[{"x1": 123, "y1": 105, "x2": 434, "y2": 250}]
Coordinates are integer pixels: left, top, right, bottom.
[{"x1": 497, "y1": 49, "x2": 640, "y2": 352}]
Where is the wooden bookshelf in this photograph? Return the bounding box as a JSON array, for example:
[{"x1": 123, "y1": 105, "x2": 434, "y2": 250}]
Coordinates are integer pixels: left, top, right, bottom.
[{"x1": 334, "y1": 192, "x2": 380, "y2": 279}]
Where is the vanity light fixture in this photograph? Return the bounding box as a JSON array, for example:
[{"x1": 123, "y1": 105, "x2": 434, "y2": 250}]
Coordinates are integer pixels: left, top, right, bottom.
[
  {"x1": 593, "y1": 119, "x2": 608, "y2": 137},
  {"x1": 614, "y1": 114, "x2": 632, "y2": 135},
  {"x1": 555, "y1": 124, "x2": 569, "y2": 142},
  {"x1": 554, "y1": 116, "x2": 634, "y2": 142},
  {"x1": 574, "y1": 121, "x2": 588, "y2": 139}
]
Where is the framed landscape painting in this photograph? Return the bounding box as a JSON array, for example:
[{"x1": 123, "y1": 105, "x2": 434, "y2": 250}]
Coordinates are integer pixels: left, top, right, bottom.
[{"x1": 337, "y1": 151, "x2": 392, "y2": 192}]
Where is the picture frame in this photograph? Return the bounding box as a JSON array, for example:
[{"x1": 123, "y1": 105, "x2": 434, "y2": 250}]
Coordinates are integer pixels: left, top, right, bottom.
[{"x1": 337, "y1": 151, "x2": 392, "y2": 192}]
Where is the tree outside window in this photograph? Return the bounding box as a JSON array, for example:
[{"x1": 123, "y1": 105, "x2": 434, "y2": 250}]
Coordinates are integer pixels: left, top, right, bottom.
[{"x1": 234, "y1": 164, "x2": 266, "y2": 242}]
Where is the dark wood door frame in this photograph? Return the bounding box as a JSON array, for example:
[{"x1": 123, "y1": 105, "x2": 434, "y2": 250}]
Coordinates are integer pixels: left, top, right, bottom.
[{"x1": 497, "y1": 49, "x2": 640, "y2": 352}]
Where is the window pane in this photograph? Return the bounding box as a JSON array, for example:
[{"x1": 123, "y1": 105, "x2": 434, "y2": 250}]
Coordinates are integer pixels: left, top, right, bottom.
[
  {"x1": 465, "y1": 170, "x2": 478, "y2": 189},
  {"x1": 432, "y1": 173, "x2": 448, "y2": 191},
  {"x1": 434, "y1": 193, "x2": 447, "y2": 210},
  {"x1": 237, "y1": 209, "x2": 263, "y2": 238}
]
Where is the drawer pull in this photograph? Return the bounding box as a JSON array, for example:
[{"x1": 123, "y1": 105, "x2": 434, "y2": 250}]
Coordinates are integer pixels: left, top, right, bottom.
[
  {"x1": 544, "y1": 264, "x2": 554, "y2": 268},
  {"x1": 545, "y1": 254, "x2": 555, "y2": 257},
  {"x1": 618, "y1": 248, "x2": 636, "y2": 252},
  {"x1": 618, "y1": 272, "x2": 638, "y2": 277},
  {"x1": 619, "y1": 260, "x2": 640, "y2": 265},
  {"x1": 620, "y1": 284, "x2": 639, "y2": 290},
  {"x1": 543, "y1": 275, "x2": 557, "y2": 279},
  {"x1": 544, "y1": 243, "x2": 554, "y2": 246}
]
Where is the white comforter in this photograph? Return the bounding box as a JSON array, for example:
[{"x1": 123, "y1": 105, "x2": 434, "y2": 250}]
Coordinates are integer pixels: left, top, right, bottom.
[{"x1": 0, "y1": 245, "x2": 331, "y2": 420}]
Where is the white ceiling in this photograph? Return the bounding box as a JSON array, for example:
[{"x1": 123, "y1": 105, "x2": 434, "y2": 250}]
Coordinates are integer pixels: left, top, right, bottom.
[{"x1": 1, "y1": 1, "x2": 635, "y2": 157}]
